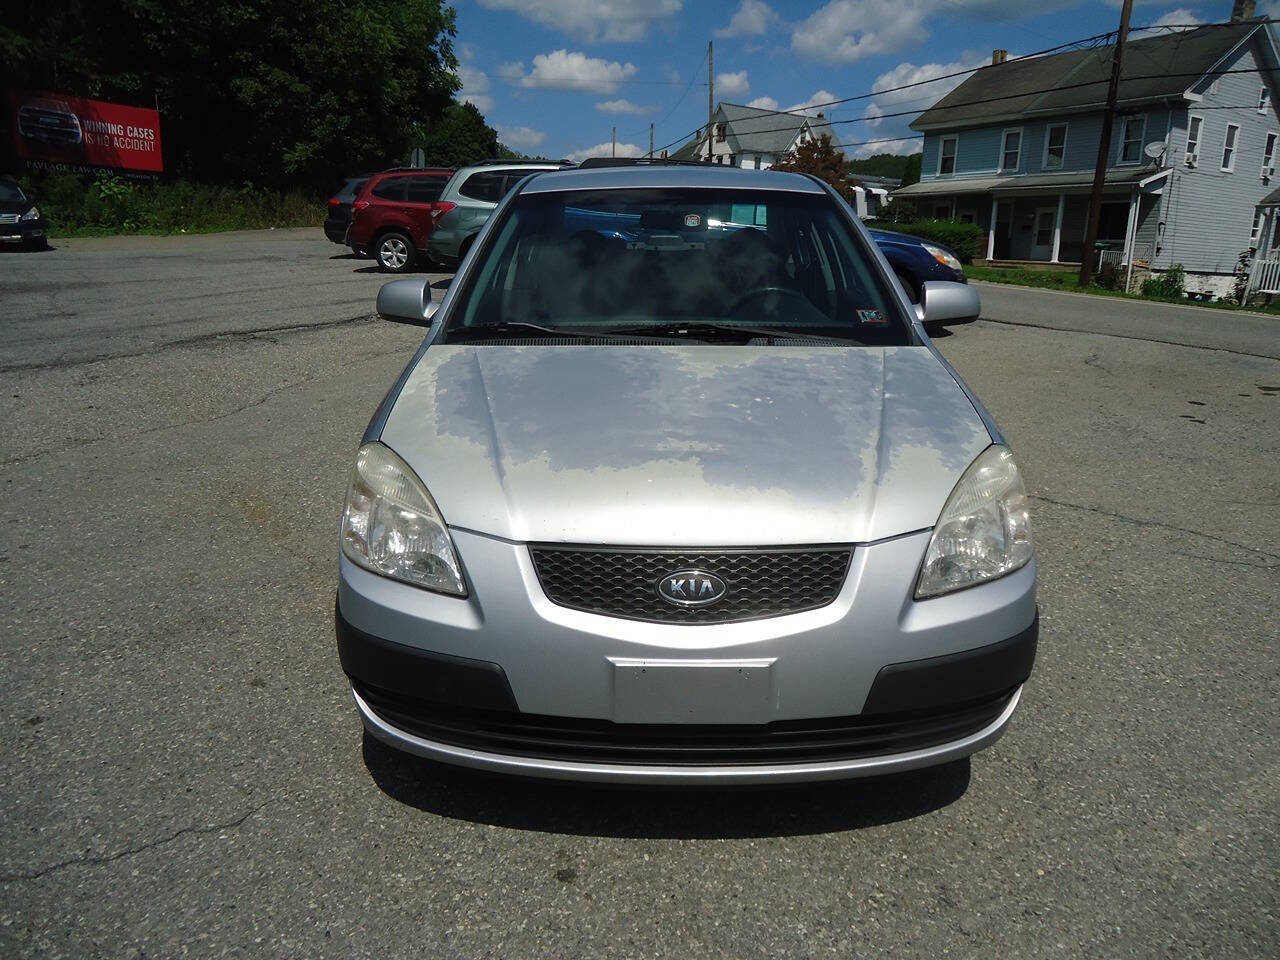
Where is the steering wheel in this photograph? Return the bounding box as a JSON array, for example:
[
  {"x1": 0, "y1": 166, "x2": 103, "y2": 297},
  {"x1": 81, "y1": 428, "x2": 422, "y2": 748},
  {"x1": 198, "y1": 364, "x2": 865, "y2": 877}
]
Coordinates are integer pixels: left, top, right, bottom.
[{"x1": 727, "y1": 286, "x2": 813, "y2": 316}]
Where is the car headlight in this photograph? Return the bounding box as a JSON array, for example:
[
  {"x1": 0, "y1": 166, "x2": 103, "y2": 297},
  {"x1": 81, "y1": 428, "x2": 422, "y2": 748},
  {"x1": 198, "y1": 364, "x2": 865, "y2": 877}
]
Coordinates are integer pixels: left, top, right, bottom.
[
  {"x1": 922, "y1": 242, "x2": 962, "y2": 274},
  {"x1": 916, "y1": 445, "x2": 1032, "y2": 599},
  {"x1": 340, "y1": 442, "x2": 466, "y2": 596},
  {"x1": 21, "y1": 206, "x2": 40, "y2": 221}
]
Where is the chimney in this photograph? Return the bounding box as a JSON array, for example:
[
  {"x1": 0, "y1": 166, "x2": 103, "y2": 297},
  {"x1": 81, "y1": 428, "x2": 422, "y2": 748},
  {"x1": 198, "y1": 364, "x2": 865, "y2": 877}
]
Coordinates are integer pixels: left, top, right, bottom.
[
  {"x1": 1232, "y1": 0, "x2": 1256, "y2": 21},
  {"x1": 992, "y1": 49, "x2": 1008, "y2": 65}
]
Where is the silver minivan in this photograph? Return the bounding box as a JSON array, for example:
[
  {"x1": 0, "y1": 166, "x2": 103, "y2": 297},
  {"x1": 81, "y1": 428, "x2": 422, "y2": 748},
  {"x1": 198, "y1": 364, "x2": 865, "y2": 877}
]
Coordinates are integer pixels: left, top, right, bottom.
[{"x1": 338, "y1": 164, "x2": 1035, "y2": 784}]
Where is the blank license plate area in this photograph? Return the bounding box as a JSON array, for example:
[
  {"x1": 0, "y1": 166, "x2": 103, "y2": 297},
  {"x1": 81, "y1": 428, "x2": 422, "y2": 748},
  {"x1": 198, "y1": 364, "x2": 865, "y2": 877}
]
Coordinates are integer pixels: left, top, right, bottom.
[{"x1": 610, "y1": 658, "x2": 775, "y2": 724}]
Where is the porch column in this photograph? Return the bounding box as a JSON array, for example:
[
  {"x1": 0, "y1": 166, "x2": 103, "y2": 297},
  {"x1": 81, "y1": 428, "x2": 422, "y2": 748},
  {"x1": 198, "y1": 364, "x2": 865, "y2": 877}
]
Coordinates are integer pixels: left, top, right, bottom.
[
  {"x1": 1123, "y1": 189, "x2": 1139, "y2": 292},
  {"x1": 986, "y1": 194, "x2": 998, "y2": 260},
  {"x1": 1051, "y1": 193, "x2": 1065, "y2": 263}
]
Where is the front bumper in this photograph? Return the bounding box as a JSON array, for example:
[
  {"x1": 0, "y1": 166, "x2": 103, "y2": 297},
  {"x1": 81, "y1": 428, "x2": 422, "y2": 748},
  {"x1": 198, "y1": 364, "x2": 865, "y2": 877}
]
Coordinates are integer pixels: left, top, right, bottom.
[
  {"x1": 338, "y1": 528, "x2": 1037, "y2": 783},
  {"x1": 0, "y1": 218, "x2": 47, "y2": 245}
]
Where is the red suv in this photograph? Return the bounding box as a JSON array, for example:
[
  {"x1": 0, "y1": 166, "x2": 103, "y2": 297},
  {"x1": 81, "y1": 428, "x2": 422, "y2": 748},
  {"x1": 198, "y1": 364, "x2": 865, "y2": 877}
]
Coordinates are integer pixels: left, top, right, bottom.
[{"x1": 347, "y1": 168, "x2": 453, "y2": 273}]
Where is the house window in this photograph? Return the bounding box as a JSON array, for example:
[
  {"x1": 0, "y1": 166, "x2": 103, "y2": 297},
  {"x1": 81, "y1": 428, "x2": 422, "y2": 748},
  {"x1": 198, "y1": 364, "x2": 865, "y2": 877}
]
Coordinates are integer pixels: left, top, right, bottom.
[
  {"x1": 1259, "y1": 86, "x2": 1271, "y2": 114},
  {"x1": 1044, "y1": 123, "x2": 1068, "y2": 169},
  {"x1": 715, "y1": 123, "x2": 726, "y2": 143},
  {"x1": 1185, "y1": 115, "x2": 1202, "y2": 166},
  {"x1": 934, "y1": 203, "x2": 951, "y2": 219},
  {"x1": 1222, "y1": 123, "x2": 1240, "y2": 172},
  {"x1": 1264, "y1": 132, "x2": 1277, "y2": 178},
  {"x1": 938, "y1": 136, "x2": 957, "y2": 175},
  {"x1": 1118, "y1": 116, "x2": 1145, "y2": 164},
  {"x1": 1251, "y1": 208, "x2": 1263, "y2": 246},
  {"x1": 727, "y1": 153, "x2": 736, "y2": 166},
  {"x1": 1001, "y1": 129, "x2": 1022, "y2": 171}
]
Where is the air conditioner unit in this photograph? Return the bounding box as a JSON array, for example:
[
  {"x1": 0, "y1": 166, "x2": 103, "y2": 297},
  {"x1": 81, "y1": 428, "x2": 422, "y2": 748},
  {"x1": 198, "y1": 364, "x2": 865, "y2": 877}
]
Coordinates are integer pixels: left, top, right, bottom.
[{"x1": 1185, "y1": 152, "x2": 1198, "y2": 168}]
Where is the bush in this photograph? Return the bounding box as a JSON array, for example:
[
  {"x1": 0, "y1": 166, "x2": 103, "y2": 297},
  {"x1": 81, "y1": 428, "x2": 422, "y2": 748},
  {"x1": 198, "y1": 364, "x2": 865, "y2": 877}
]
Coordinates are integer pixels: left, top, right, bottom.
[
  {"x1": 863, "y1": 218, "x2": 986, "y2": 263},
  {"x1": 1141, "y1": 263, "x2": 1186, "y2": 299},
  {"x1": 17, "y1": 172, "x2": 323, "y2": 236}
]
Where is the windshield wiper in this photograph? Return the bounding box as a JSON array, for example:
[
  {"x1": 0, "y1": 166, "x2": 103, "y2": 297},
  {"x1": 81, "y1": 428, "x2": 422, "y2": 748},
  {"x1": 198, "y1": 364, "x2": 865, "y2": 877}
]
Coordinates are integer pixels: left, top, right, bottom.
[
  {"x1": 444, "y1": 322, "x2": 592, "y2": 342},
  {"x1": 592, "y1": 322, "x2": 856, "y2": 344}
]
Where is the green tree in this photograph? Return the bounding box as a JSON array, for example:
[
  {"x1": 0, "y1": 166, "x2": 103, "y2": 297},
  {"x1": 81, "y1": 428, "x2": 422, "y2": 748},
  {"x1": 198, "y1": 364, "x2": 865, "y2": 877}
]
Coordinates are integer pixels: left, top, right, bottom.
[
  {"x1": 414, "y1": 102, "x2": 499, "y2": 167},
  {"x1": 771, "y1": 134, "x2": 853, "y2": 200},
  {"x1": 900, "y1": 153, "x2": 923, "y2": 187},
  {"x1": 2, "y1": 0, "x2": 460, "y2": 191}
]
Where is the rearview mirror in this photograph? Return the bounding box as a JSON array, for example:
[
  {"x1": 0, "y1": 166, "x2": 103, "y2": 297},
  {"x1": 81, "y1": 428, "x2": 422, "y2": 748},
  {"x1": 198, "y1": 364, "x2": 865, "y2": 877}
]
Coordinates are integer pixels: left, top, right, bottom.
[
  {"x1": 376, "y1": 278, "x2": 438, "y2": 326},
  {"x1": 916, "y1": 280, "x2": 981, "y2": 325}
]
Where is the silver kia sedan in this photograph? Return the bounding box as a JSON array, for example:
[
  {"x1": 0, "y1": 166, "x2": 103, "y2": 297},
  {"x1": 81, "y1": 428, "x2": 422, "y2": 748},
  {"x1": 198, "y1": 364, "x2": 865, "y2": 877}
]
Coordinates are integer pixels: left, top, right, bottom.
[{"x1": 336, "y1": 163, "x2": 1035, "y2": 784}]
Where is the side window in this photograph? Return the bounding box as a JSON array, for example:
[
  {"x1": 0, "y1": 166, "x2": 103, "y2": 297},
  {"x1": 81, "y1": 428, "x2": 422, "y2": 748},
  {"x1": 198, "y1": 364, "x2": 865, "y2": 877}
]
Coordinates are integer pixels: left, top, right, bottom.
[
  {"x1": 502, "y1": 172, "x2": 531, "y2": 196},
  {"x1": 405, "y1": 178, "x2": 444, "y2": 202},
  {"x1": 459, "y1": 172, "x2": 506, "y2": 202},
  {"x1": 371, "y1": 177, "x2": 408, "y2": 200}
]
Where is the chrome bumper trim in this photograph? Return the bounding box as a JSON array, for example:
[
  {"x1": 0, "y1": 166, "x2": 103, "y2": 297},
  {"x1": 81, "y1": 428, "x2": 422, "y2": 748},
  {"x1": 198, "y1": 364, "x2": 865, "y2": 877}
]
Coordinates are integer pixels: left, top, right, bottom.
[{"x1": 354, "y1": 684, "x2": 1022, "y2": 785}]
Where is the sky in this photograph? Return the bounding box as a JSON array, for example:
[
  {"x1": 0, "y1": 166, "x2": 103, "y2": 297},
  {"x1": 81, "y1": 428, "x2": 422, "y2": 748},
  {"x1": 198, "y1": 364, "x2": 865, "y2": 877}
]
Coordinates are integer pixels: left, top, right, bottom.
[{"x1": 451, "y1": 0, "x2": 1266, "y2": 162}]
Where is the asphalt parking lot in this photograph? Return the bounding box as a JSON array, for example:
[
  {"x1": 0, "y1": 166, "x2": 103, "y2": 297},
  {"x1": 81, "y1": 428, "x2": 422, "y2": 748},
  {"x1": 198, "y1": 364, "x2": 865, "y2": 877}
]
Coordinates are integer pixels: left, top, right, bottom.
[{"x1": 1, "y1": 229, "x2": 1277, "y2": 959}]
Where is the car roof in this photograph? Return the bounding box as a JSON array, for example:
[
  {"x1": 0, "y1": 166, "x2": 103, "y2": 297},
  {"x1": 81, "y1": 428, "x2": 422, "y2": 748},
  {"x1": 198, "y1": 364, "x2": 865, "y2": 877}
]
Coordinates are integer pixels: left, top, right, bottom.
[
  {"x1": 521, "y1": 165, "x2": 827, "y2": 195},
  {"x1": 455, "y1": 162, "x2": 563, "y2": 176}
]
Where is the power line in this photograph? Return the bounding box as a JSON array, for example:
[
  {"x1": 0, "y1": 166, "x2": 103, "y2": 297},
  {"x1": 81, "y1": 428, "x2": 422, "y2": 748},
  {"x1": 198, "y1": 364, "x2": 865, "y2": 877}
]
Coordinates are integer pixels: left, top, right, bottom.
[
  {"x1": 658, "y1": 18, "x2": 1280, "y2": 154},
  {"x1": 657, "y1": 65, "x2": 1280, "y2": 155}
]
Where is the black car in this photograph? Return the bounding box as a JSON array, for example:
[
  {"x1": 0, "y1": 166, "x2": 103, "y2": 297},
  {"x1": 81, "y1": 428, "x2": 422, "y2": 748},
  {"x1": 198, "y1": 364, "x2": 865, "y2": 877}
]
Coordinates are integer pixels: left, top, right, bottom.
[
  {"x1": 324, "y1": 175, "x2": 369, "y2": 245},
  {"x1": 0, "y1": 178, "x2": 49, "y2": 250}
]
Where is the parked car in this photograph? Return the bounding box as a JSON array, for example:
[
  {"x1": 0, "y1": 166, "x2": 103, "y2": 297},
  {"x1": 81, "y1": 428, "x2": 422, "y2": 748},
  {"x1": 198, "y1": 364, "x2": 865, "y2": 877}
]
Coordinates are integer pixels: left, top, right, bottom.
[
  {"x1": 16, "y1": 98, "x2": 83, "y2": 149},
  {"x1": 336, "y1": 163, "x2": 1034, "y2": 785},
  {"x1": 426, "y1": 160, "x2": 567, "y2": 269},
  {"x1": 323, "y1": 175, "x2": 369, "y2": 245},
  {"x1": 346, "y1": 167, "x2": 453, "y2": 272},
  {"x1": 870, "y1": 227, "x2": 977, "y2": 318},
  {"x1": 0, "y1": 177, "x2": 49, "y2": 250}
]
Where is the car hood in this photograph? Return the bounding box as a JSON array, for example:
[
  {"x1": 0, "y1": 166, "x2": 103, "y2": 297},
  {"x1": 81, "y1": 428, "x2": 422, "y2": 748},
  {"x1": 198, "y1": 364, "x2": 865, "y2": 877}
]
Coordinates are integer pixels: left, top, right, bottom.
[
  {"x1": 0, "y1": 200, "x2": 34, "y2": 216},
  {"x1": 379, "y1": 345, "x2": 992, "y2": 546}
]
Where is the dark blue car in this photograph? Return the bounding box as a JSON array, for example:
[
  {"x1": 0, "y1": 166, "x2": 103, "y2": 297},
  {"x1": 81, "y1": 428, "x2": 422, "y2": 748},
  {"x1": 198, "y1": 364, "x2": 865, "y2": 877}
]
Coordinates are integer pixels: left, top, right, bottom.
[{"x1": 868, "y1": 228, "x2": 979, "y2": 320}]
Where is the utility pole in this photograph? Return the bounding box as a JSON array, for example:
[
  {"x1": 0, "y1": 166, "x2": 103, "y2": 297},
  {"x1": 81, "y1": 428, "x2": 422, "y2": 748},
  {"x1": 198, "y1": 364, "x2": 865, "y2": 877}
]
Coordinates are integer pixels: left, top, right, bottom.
[
  {"x1": 649, "y1": 123, "x2": 654, "y2": 159},
  {"x1": 1079, "y1": 0, "x2": 1133, "y2": 287},
  {"x1": 707, "y1": 41, "x2": 714, "y2": 162},
  {"x1": 612, "y1": 126, "x2": 616, "y2": 158}
]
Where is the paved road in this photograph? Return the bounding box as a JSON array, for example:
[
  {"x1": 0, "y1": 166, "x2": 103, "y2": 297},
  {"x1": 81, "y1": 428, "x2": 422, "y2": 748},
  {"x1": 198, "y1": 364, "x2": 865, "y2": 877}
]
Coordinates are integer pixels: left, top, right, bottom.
[
  {"x1": 974, "y1": 280, "x2": 1280, "y2": 359},
  {"x1": 1, "y1": 232, "x2": 1277, "y2": 959}
]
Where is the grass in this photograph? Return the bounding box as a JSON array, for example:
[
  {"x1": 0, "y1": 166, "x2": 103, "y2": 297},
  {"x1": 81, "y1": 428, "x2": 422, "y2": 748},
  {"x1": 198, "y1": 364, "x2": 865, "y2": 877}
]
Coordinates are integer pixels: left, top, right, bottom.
[{"x1": 966, "y1": 264, "x2": 1280, "y2": 316}]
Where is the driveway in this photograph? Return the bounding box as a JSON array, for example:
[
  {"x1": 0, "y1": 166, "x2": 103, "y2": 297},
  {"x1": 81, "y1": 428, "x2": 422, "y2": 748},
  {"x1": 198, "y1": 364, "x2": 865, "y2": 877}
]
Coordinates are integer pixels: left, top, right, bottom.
[{"x1": 1, "y1": 231, "x2": 1276, "y2": 959}]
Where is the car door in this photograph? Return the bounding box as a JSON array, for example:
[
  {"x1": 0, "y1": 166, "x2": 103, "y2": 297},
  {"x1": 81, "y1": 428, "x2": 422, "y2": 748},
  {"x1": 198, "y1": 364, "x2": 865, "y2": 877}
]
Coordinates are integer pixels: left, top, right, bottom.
[{"x1": 403, "y1": 177, "x2": 446, "y2": 248}]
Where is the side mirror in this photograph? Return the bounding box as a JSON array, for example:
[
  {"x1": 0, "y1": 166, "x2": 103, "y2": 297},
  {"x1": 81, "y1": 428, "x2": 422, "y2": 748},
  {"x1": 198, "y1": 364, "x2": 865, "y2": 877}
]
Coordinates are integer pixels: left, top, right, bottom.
[
  {"x1": 916, "y1": 280, "x2": 981, "y2": 324},
  {"x1": 376, "y1": 278, "x2": 438, "y2": 326}
]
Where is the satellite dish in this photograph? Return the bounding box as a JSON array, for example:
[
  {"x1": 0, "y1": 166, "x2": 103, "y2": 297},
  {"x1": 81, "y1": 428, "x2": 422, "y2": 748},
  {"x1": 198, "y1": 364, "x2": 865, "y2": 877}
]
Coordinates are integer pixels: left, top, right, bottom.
[{"x1": 1144, "y1": 141, "x2": 1166, "y2": 160}]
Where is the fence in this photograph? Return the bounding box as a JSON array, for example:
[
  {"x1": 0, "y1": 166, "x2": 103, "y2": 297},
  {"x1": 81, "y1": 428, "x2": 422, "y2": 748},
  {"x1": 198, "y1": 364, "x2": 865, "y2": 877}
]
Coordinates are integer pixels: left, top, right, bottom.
[
  {"x1": 1248, "y1": 257, "x2": 1280, "y2": 295},
  {"x1": 1096, "y1": 242, "x2": 1154, "y2": 271}
]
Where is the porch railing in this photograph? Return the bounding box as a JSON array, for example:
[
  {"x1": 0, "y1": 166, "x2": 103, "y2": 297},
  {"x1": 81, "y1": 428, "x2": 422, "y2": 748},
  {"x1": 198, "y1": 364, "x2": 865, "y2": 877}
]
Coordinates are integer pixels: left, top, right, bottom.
[
  {"x1": 1249, "y1": 257, "x2": 1280, "y2": 295},
  {"x1": 1096, "y1": 242, "x2": 1154, "y2": 271}
]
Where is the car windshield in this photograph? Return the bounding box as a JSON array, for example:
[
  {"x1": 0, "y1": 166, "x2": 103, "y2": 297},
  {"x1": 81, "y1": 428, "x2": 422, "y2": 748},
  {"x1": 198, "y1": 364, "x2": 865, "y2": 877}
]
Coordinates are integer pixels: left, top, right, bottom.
[
  {"x1": 0, "y1": 182, "x2": 26, "y2": 203},
  {"x1": 442, "y1": 187, "x2": 912, "y2": 344}
]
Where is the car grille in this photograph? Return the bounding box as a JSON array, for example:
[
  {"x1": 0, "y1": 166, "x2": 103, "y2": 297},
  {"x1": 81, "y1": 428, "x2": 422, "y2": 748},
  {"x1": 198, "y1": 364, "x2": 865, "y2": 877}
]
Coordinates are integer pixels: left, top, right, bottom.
[
  {"x1": 529, "y1": 546, "x2": 851, "y2": 624},
  {"x1": 357, "y1": 682, "x2": 1014, "y2": 766},
  {"x1": 0, "y1": 213, "x2": 19, "y2": 225}
]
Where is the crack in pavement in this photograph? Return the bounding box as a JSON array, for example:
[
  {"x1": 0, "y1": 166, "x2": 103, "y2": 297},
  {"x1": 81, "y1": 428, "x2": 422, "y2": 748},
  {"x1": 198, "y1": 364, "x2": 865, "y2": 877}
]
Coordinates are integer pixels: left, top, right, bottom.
[
  {"x1": 1172, "y1": 552, "x2": 1279, "y2": 570},
  {"x1": 978, "y1": 317, "x2": 1280, "y2": 361},
  {"x1": 1, "y1": 345, "x2": 410, "y2": 468},
  {"x1": 1030, "y1": 494, "x2": 1280, "y2": 561},
  {"x1": 0, "y1": 313, "x2": 376, "y2": 374},
  {"x1": 0, "y1": 799, "x2": 274, "y2": 883}
]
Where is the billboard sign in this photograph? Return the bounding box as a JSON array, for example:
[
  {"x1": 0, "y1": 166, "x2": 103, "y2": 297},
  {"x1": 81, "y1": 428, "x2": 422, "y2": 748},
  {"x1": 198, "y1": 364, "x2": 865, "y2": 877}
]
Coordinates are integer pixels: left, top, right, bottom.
[{"x1": 11, "y1": 90, "x2": 163, "y2": 174}]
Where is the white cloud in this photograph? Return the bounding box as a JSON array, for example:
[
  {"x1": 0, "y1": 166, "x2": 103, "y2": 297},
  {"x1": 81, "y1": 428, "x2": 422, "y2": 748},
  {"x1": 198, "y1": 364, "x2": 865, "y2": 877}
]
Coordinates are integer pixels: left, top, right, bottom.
[
  {"x1": 786, "y1": 90, "x2": 839, "y2": 115},
  {"x1": 565, "y1": 140, "x2": 645, "y2": 162},
  {"x1": 791, "y1": 0, "x2": 1076, "y2": 64},
  {"x1": 747, "y1": 96, "x2": 779, "y2": 110},
  {"x1": 596, "y1": 98, "x2": 657, "y2": 114},
  {"x1": 502, "y1": 50, "x2": 639, "y2": 94},
  {"x1": 849, "y1": 58, "x2": 977, "y2": 157},
  {"x1": 714, "y1": 0, "x2": 776, "y2": 38},
  {"x1": 475, "y1": 0, "x2": 681, "y2": 43},
  {"x1": 498, "y1": 126, "x2": 547, "y2": 148},
  {"x1": 716, "y1": 70, "x2": 751, "y2": 98},
  {"x1": 1131, "y1": 9, "x2": 1204, "y2": 38},
  {"x1": 457, "y1": 64, "x2": 493, "y2": 113}
]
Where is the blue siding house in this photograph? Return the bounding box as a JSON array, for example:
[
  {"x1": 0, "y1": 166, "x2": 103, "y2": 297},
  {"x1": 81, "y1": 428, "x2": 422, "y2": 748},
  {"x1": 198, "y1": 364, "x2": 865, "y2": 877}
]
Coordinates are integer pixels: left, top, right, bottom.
[{"x1": 893, "y1": 9, "x2": 1280, "y2": 296}]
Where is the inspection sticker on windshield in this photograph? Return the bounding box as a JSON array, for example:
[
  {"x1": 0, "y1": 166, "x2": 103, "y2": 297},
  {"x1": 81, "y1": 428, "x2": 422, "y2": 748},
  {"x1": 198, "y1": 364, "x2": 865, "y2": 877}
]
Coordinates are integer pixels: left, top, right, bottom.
[
  {"x1": 857, "y1": 308, "x2": 887, "y2": 326},
  {"x1": 684, "y1": 213, "x2": 702, "y2": 228}
]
